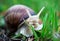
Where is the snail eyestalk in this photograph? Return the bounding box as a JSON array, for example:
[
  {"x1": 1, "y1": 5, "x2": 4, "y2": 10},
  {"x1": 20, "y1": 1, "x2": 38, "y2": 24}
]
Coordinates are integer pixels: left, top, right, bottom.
[{"x1": 37, "y1": 7, "x2": 45, "y2": 17}]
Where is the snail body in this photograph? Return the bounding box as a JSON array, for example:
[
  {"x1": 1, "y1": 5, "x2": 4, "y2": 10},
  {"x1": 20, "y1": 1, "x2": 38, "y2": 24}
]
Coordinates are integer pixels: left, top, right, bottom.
[{"x1": 4, "y1": 5, "x2": 45, "y2": 37}]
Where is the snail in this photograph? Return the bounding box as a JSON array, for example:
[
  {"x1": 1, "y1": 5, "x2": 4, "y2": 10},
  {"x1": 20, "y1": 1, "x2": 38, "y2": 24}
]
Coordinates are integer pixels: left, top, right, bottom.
[{"x1": 4, "y1": 5, "x2": 45, "y2": 37}]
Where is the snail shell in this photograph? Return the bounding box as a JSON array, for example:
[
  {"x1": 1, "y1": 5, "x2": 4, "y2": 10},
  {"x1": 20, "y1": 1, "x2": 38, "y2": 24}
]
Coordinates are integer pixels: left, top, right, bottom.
[{"x1": 4, "y1": 5, "x2": 35, "y2": 33}]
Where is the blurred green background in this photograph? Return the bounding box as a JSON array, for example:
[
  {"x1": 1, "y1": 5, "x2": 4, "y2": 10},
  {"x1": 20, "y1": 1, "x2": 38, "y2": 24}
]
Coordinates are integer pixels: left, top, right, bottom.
[
  {"x1": 0, "y1": 0, "x2": 60, "y2": 41},
  {"x1": 0, "y1": 0, "x2": 59, "y2": 13}
]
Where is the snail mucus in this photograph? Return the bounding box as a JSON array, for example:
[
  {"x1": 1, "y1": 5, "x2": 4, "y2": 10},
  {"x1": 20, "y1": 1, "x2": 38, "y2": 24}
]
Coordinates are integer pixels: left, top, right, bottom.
[{"x1": 4, "y1": 5, "x2": 45, "y2": 37}]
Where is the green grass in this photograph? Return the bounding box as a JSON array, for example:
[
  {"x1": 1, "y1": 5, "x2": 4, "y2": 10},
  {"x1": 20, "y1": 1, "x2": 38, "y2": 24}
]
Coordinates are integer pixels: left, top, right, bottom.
[{"x1": 0, "y1": 0, "x2": 60, "y2": 41}]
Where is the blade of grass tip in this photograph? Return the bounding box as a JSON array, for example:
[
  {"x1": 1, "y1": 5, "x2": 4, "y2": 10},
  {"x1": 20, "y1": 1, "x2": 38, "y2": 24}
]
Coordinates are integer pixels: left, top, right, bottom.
[
  {"x1": 45, "y1": 10, "x2": 53, "y2": 39},
  {"x1": 41, "y1": 13, "x2": 48, "y2": 38},
  {"x1": 49, "y1": 7, "x2": 58, "y2": 41},
  {"x1": 30, "y1": 25, "x2": 39, "y2": 40},
  {"x1": 53, "y1": 11, "x2": 59, "y2": 41},
  {"x1": 54, "y1": 11, "x2": 58, "y2": 31},
  {"x1": 49, "y1": 8, "x2": 56, "y2": 33}
]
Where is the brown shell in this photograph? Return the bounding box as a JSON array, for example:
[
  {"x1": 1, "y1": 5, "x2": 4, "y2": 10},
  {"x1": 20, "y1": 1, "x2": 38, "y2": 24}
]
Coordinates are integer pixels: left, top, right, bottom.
[{"x1": 4, "y1": 5, "x2": 35, "y2": 33}]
